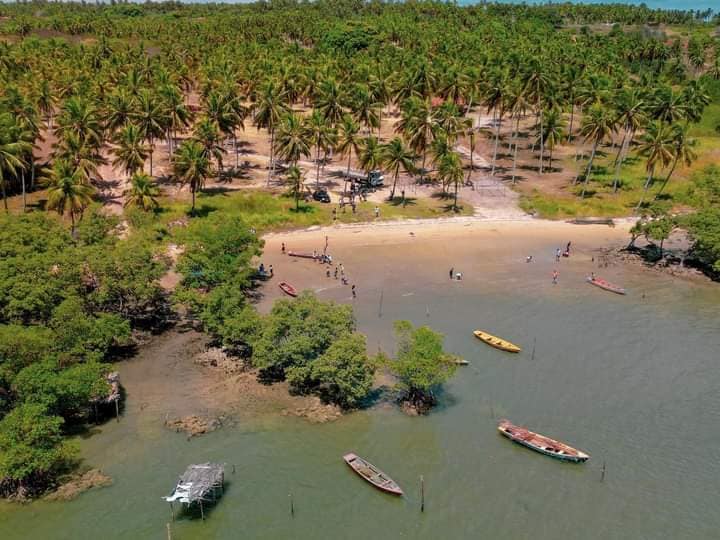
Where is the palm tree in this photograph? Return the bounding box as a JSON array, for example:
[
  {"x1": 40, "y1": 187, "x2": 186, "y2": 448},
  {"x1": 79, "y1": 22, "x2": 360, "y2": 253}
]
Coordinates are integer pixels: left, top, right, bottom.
[
  {"x1": 104, "y1": 89, "x2": 135, "y2": 135},
  {"x1": 398, "y1": 97, "x2": 435, "y2": 183},
  {"x1": 274, "y1": 112, "x2": 311, "y2": 167},
  {"x1": 359, "y1": 136, "x2": 383, "y2": 179},
  {"x1": 54, "y1": 97, "x2": 104, "y2": 151},
  {"x1": 538, "y1": 109, "x2": 566, "y2": 170},
  {"x1": 315, "y1": 78, "x2": 345, "y2": 127},
  {"x1": 44, "y1": 160, "x2": 95, "y2": 235},
  {"x1": 350, "y1": 84, "x2": 381, "y2": 134},
  {"x1": 653, "y1": 124, "x2": 696, "y2": 201},
  {"x1": 522, "y1": 61, "x2": 553, "y2": 173},
  {"x1": 112, "y1": 123, "x2": 149, "y2": 178},
  {"x1": 132, "y1": 89, "x2": 167, "y2": 177},
  {"x1": 507, "y1": 81, "x2": 531, "y2": 185},
  {"x1": 285, "y1": 165, "x2": 305, "y2": 211},
  {"x1": 192, "y1": 116, "x2": 225, "y2": 173},
  {"x1": 53, "y1": 131, "x2": 106, "y2": 184},
  {"x1": 254, "y1": 81, "x2": 288, "y2": 185},
  {"x1": 611, "y1": 88, "x2": 646, "y2": 193},
  {"x1": 124, "y1": 173, "x2": 160, "y2": 211},
  {"x1": 636, "y1": 121, "x2": 674, "y2": 211},
  {"x1": 382, "y1": 137, "x2": 415, "y2": 201},
  {"x1": 0, "y1": 113, "x2": 31, "y2": 212},
  {"x1": 305, "y1": 109, "x2": 335, "y2": 189},
  {"x1": 438, "y1": 151, "x2": 464, "y2": 211},
  {"x1": 159, "y1": 84, "x2": 191, "y2": 158},
  {"x1": 579, "y1": 105, "x2": 615, "y2": 198},
  {"x1": 173, "y1": 140, "x2": 211, "y2": 215},
  {"x1": 336, "y1": 115, "x2": 362, "y2": 192}
]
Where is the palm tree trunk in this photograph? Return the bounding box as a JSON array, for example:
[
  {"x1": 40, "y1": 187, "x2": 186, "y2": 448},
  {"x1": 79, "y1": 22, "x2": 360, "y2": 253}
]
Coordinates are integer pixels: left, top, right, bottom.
[
  {"x1": 538, "y1": 107, "x2": 545, "y2": 174},
  {"x1": 70, "y1": 211, "x2": 76, "y2": 237},
  {"x1": 420, "y1": 150, "x2": 427, "y2": 184},
  {"x1": 580, "y1": 140, "x2": 598, "y2": 198},
  {"x1": 234, "y1": 133, "x2": 239, "y2": 169},
  {"x1": 635, "y1": 167, "x2": 655, "y2": 213},
  {"x1": 315, "y1": 144, "x2": 321, "y2": 190},
  {"x1": 267, "y1": 129, "x2": 275, "y2": 186},
  {"x1": 21, "y1": 169, "x2": 26, "y2": 213},
  {"x1": 1, "y1": 179, "x2": 7, "y2": 213},
  {"x1": 390, "y1": 169, "x2": 399, "y2": 200},
  {"x1": 453, "y1": 176, "x2": 459, "y2": 211},
  {"x1": 511, "y1": 116, "x2": 520, "y2": 185},
  {"x1": 344, "y1": 153, "x2": 352, "y2": 197},
  {"x1": 191, "y1": 185, "x2": 197, "y2": 214},
  {"x1": 567, "y1": 100, "x2": 575, "y2": 142},
  {"x1": 491, "y1": 113, "x2": 502, "y2": 176},
  {"x1": 611, "y1": 128, "x2": 631, "y2": 193},
  {"x1": 149, "y1": 136, "x2": 154, "y2": 177},
  {"x1": 653, "y1": 157, "x2": 679, "y2": 201}
]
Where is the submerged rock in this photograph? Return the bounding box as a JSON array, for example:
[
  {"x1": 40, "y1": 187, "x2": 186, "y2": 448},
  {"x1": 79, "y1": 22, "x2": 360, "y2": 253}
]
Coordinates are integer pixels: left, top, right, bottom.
[
  {"x1": 164, "y1": 414, "x2": 226, "y2": 437},
  {"x1": 282, "y1": 397, "x2": 342, "y2": 423}
]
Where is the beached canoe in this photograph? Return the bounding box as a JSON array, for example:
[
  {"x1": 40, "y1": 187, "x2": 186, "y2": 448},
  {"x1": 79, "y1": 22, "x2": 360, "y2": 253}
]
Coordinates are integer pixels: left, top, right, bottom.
[
  {"x1": 278, "y1": 282, "x2": 298, "y2": 297},
  {"x1": 454, "y1": 359, "x2": 469, "y2": 366},
  {"x1": 587, "y1": 277, "x2": 626, "y2": 295},
  {"x1": 498, "y1": 419, "x2": 589, "y2": 463},
  {"x1": 287, "y1": 251, "x2": 316, "y2": 259},
  {"x1": 343, "y1": 453, "x2": 403, "y2": 496},
  {"x1": 473, "y1": 330, "x2": 521, "y2": 353}
]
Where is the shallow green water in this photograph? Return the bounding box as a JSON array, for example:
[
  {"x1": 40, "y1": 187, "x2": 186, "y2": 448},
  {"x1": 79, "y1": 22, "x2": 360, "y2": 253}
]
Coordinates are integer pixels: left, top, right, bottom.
[{"x1": 2, "y1": 229, "x2": 719, "y2": 540}]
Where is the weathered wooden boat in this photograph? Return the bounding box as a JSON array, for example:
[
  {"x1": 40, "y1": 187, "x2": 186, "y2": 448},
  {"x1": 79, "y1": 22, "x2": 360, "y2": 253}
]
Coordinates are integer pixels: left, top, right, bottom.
[
  {"x1": 287, "y1": 251, "x2": 316, "y2": 259},
  {"x1": 454, "y1": 358, "x2": 469, "y2": 366},
  {"x1": 473, "y1": 330, "x2": 521, "y2": 353},
  {"x1": 497, "y1": 420, "x2": 589, "y2": 463},
  {"x1": 343, "y1": 453, "x2": 403, "y2": 496},
  {"x1": 278, "y1": 282, "x2": 298, "y2": 297},
  {"x1": 587, "y1": 276, "x2": 626, "y2": 295},
  {"x1": 568, "y1": 217, "x2": 615, "y2": 226}
]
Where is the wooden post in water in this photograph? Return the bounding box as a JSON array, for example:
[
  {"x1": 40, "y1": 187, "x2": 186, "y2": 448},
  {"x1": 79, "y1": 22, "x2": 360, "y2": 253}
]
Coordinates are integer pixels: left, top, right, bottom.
[
  {"x1": 115, "y1": 398, "x2": 119, "y2": 422},
  {"x1": 169, "y1": 501, "x2": 174, "y2": 522},
  {"x1": 601, "y1": 460, "x2": 606, "y2": 482},
  {"x1": 531, "y1": 338, "x2": 536, "y2": 361},
  {"x1": 200, "y1": 498, "x2": 204, "y2": 521},
  {"x1": 378, "y1": 289, "x2": 384, "y2": 318},
  {"x1": 290, "y1": 493, "x2": 294, "y2": 517},
  {"x1": 420, "y1": 475, "x2": 425, "y2": 513},
  {"x1": 166, "y1": 522, "x2": 172, "y2": 540}
]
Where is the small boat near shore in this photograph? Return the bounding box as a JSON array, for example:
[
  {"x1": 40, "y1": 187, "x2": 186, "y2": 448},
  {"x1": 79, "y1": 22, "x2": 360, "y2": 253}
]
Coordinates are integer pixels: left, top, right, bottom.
[
  {"x1": 587, "y1": 276, "x2": 626, "y2": 295},
  {"x1": 343, "y1": 453, "x2": 403, "y2": 496},
  {"x1": 287, "y1": 251, "x2": 316, "y2": 259},
  {"x1": 473, "y1": 330, "x2": 521, "y2": 353},
  {"x1": 454, "y1": 359, "x2": 469, "y2": 366},
  {"x1": 278, "y1": 282, "x2": 298, "y2": 297},
  {"x1": 497, "y1": 420, "x2": 589, "y2": 463}
]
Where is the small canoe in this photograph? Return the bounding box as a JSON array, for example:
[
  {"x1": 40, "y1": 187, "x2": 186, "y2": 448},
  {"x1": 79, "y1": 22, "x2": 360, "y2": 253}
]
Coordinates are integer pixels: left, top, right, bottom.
[
  {"x1": 498, "y1": 419, "x2": 589, "y2": 463},
  {"x1": 278, "y1": 282, "x2": 298, "y2": 297},
  {"x1": 343, "y1": 453, "x2": 403, "y2": 496},
  {"x1": 454, "y1": 359, "x2": 469, "y2": 366},
  {"x1": 587, "y1": 277, "x2": 626, "y2": 295},
  {"x1": 287, "y1": 251, "x2": 316, "y2": 259},
  {"x1": 473, "y1": 330, "x2": 521, "y2": 353}
]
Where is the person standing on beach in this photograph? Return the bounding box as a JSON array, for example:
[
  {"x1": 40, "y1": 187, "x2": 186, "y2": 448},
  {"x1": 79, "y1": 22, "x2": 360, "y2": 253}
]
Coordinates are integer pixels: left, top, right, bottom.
[
  {"x1": 555, "y1": 248, "x2": 561, "y2": 262},
  {"x1": 269, "y1": 265, "x2": 274, "y2": 277},
  {"x1": 552, "y1": 270, "x2": 559, "y2": 284},
  {"x1": 334, "y1": 267, "x2": 338, "y2": 279},
  {"x1": 352, "y1": 285, "x2": 356, "y2": 298},
  {"x1": 324, "y1": 235, "x2": 329, "y2": 254},
  {"x1": 374, "y1": 206, "x2": 380, "y2": 218},
  {"x1": 449, "y1": 267, "x2": 454, "y2": 279},
  {"x1": 281, "y1": 242, "x2": 286, "y2": 254}
]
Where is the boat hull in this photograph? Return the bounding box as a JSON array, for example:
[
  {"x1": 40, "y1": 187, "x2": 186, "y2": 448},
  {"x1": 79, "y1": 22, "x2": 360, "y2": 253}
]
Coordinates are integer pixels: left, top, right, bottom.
[
  {"x1": 343, "y1": 453, "x2": 403, "y2": 496},
  {"x1": 278, "y1": 282, "x2": 298, "y2": 297},
  {"x1": 587, "y1": 277, "x2": 626, "y2": 295},
  {"x1": 287, "y1": 251, "x2": 316, "y2": 259},
  {"x1": 498, "y1": 421, "x2": 589, "y2": 463},
  {"x1": 473, "y1": 330, "x2": 521, "y2": 353}
]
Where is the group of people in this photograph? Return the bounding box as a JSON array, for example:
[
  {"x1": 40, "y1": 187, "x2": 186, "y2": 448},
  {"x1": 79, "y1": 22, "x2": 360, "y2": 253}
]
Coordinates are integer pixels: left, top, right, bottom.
[
  {"x1": 281, "y1": 240, "x2": 357, "y2": 299},
  {"x1": 525, "y1": 240, "x2": 572, "y2": 285},
  {"x1": 258, "y1": 262, "x2": 274, "y2": 277}
]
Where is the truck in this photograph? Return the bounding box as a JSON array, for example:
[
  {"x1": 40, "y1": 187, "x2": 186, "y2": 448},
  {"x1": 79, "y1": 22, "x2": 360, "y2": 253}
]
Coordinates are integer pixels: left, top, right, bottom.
[{"x1": 344, "y1": 169, "x2": 384, "y2": 189}]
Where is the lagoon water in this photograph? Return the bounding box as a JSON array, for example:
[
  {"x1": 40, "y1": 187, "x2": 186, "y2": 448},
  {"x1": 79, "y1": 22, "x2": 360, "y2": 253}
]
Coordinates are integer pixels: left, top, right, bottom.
[{"x1": 1, "y1": 224, "x2": 720, "y2": 540}]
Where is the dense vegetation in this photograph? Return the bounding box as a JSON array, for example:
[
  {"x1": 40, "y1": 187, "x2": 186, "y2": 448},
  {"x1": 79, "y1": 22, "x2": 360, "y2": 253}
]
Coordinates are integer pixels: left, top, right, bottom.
[
  {"x1": 0, "y1": 211, "x2": 166, "y2": 498},
  {"x1": 0, "y1": 0, "x2": 719, "y2": 498}
]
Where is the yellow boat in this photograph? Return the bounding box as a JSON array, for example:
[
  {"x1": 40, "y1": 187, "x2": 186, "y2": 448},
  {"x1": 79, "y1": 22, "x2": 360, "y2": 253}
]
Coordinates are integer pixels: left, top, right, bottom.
[{"x1": 473, "y1": 330, "x2": 522, "y2": 353}]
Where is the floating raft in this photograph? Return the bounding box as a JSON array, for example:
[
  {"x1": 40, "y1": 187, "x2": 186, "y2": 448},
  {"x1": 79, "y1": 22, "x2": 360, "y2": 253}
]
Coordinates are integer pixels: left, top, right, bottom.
[{"x1": 163, "y1": 463, "x2": 225, "y2": 519}]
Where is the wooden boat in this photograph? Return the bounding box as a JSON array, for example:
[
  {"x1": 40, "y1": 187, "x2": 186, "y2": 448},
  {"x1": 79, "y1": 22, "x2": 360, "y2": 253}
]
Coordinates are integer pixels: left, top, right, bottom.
[
  {"x1": 287, "y1": 251, "x2": 316, "y2": 259},
  {"x1": 278, "y1": 282, "x2": 298, "y2": 297},
  {"x1": 343, "y1": 453, "x2": 403, "y2": 496},
  {"x1": 454, "y1": 359, "x2": 469, "y2": 366},
  {"x1": 473, "y1": 330, "x2": 521, "y2": 353},
  {"x1": 497, "y1": 419, "x2": 589, "y2": 463},
  {"x1": 587, "y1": 276, "x2": 626, "y2": 295}
]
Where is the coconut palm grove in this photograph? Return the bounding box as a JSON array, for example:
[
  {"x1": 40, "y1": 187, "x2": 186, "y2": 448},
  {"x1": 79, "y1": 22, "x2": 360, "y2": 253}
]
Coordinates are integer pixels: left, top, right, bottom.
[{"x1": 0, "y1": 0, "x2": 720, "y2": 517}]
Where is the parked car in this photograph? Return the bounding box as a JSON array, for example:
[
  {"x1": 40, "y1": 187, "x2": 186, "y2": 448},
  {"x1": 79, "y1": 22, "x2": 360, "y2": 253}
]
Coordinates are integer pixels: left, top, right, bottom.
[{"x1": 313, "y1": 188, "x2": 331, "y2": 203}]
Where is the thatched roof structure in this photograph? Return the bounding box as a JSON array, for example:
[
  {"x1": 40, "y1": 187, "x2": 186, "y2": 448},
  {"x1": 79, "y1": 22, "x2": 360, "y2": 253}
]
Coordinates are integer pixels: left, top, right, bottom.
[{"x1": 163, "y1": 463, "x2": 225, "y2": 505}]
